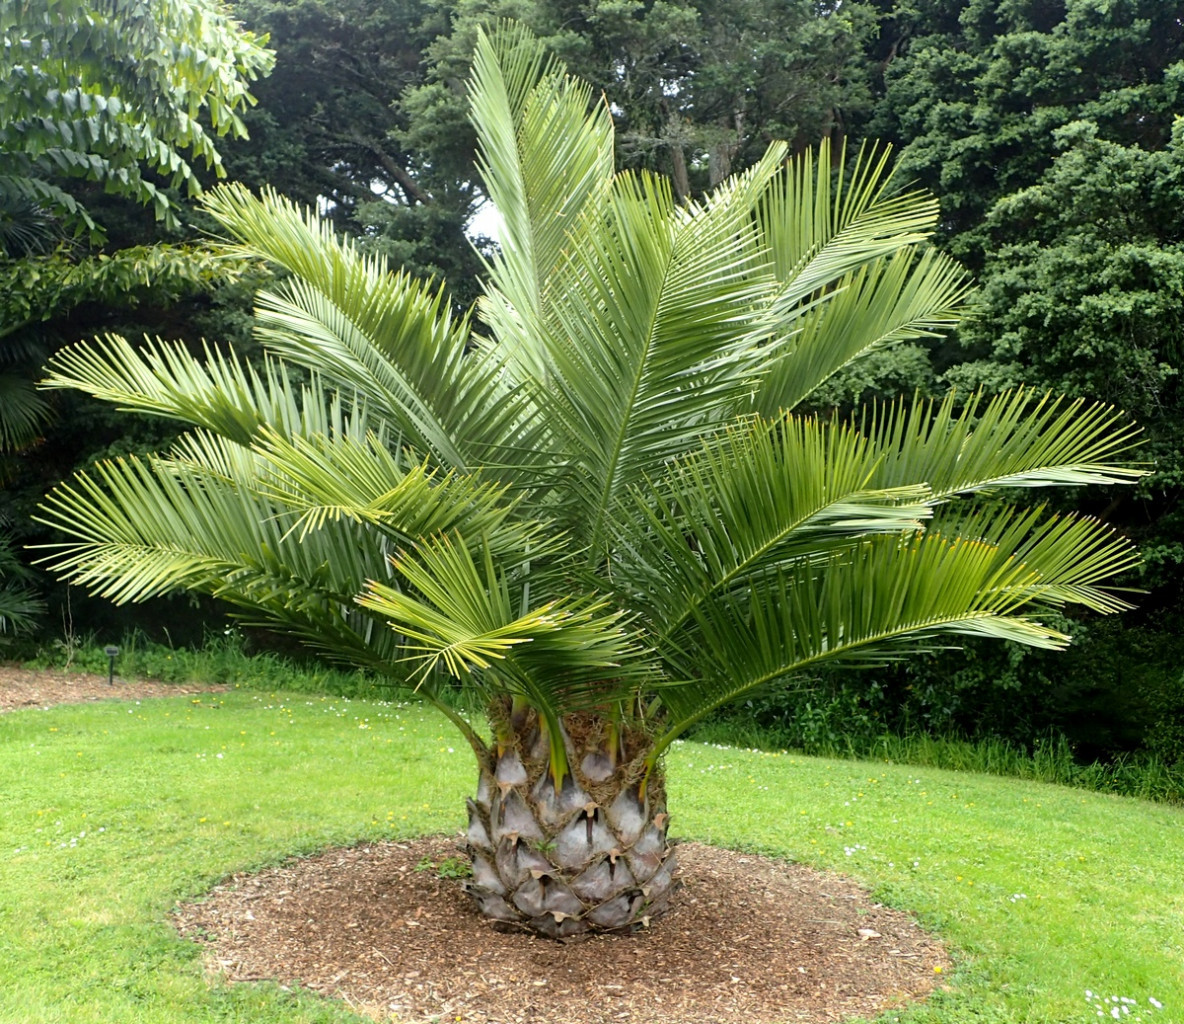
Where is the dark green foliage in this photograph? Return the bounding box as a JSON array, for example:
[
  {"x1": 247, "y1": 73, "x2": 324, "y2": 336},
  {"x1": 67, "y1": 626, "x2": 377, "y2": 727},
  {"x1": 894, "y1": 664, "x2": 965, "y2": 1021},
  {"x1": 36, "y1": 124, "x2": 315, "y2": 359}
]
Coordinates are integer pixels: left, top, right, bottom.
[
  {"x1": 219, "y1": 0, "x2": 489, "y2": 302},
  {"x1": 405, "y1": 0, "x2": 878, "y2": 199},
  {"x1": 802, "y1": 0, "x2": 1184, "y2": 772},
  {"x1": 866, "y1": 0, "x2": 1184, "y2": 267}
]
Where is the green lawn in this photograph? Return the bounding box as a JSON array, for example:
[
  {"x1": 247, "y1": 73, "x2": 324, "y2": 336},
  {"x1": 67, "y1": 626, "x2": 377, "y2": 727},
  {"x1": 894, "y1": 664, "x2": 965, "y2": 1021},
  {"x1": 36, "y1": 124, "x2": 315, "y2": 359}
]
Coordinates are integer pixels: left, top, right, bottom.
[{"x1": 1, "y1": 687, "x2": 1180, "y2": 1024}]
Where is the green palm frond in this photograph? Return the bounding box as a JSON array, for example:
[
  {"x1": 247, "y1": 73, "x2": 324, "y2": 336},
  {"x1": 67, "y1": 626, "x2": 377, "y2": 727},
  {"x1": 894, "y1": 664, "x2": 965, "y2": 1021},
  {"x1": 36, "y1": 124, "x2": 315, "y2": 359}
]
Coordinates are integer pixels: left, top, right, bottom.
[
  {"x1": 864, "y1": 390, "x2": 1147, "y2": 497},
  {"x1": 0, "y1": 533, "x2": 43, "y2": 636},
  {"x1": 530, "y1": 149, "x2": 794, "y2": 554},
  {"x1": 469, "y1": 22, "x2": 615, "y2": 378},
  {"x1": 41, "y1": 334, "x2": 327, "y2": 444},
  {"x1": 202, "y1": 184, "x2": 535, "y2": 475},
  {"x1": 34, "y1": 451, "x2": 379, "y2": 606},
  {"x1": 360, "y1": 532, "x2": 652, "y2": 707},
  {"x1": 754, "y1": 248, "x2": 973, "y2": 414},
  {"x1": 0, "y1": 373, "x2": 51, "y2": 451},
  {"x1": 246, "y1": 428, "x2": 540, "y2": 557},
  {"x1": 756, "y1": 141, "x2": 940, "y2": 306},
  {"x1": 0, "y1": 581, "x2": 43, "y2": 636},
  {"x1": 613, "y1": 413, "x2": 932, "y2": 632},
  {"x1": 650, "y1": 505, "x2": 1140, "y2": 758}
]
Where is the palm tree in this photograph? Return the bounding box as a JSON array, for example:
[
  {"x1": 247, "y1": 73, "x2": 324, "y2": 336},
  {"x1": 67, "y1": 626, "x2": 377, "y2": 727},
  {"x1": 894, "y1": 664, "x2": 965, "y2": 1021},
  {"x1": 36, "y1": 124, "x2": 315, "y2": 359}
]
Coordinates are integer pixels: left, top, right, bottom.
[{"x1": 35, "y1": 25, "x2": 1144, "y2": 938}]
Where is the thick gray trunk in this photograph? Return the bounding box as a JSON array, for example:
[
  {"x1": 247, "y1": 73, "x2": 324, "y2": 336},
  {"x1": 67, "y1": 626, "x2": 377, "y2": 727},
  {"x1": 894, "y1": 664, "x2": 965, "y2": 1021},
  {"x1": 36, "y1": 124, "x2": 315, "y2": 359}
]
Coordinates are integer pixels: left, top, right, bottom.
[{"x1": 462, "y1": 738, "x2": 678, "y2": 939}]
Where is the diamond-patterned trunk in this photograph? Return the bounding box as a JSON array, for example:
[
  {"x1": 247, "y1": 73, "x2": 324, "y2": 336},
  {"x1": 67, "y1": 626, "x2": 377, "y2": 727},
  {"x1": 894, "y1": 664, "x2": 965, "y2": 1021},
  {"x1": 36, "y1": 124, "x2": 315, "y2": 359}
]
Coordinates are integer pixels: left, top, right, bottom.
[{"x1": 462, "y1": 731, "x2": 677, "y2": 939}]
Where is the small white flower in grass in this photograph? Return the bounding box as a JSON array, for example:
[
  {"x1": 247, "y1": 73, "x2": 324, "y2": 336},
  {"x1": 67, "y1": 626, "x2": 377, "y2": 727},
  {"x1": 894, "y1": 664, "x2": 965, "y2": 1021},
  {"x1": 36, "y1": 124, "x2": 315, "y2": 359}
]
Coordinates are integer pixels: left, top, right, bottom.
[{"x1": 1150, "y1": 999, "x2": 1163, "y2": 1010}]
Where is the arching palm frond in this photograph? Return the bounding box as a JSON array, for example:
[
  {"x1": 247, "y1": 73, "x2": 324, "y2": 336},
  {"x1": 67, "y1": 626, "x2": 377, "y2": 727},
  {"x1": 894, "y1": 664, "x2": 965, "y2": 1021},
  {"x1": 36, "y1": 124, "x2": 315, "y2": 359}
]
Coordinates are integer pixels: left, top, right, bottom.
[
  {"x1": 862, "y1": 390, "x2": 1146, "y2": 497},
  {"x1": 469, "y1": 21, "x2": 615, "y2": 382},
  {"x1": 203, "y1": 185, "x2": 536, "y2": 475},
  {"x1": 754, "y1": 248, "x2": 972, "y2": 415},
  {"x1": 41, "y1": 334, "x2": 330, "y2": 444},
  {"x1": 0, "y1": 373, "x2": 50, "y2": 452},
  {"x1": 610, "y1": 413, "x2": 933, "y2": 633},
  {"x1": 648, "y1": 505, "x2": 1141, "y2": 763},
  {"x1": 530, "y1": 152, "x2": 788, "y2": 554}
]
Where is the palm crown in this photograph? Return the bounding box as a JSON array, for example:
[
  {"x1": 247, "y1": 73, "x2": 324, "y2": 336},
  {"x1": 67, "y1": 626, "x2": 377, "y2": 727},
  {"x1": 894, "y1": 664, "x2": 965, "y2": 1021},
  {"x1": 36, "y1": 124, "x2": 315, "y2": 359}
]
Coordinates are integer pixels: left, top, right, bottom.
[{"x1": 37, "y1": 25, "x2": 1144, "y2": 937}]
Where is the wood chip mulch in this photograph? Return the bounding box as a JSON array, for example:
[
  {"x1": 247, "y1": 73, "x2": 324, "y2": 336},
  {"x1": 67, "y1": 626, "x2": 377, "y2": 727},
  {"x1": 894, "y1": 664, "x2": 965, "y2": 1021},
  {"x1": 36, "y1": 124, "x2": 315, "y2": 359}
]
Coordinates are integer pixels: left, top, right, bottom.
[
  {"x1": 0, "y1": 665, "x2": 229, "y2": 711},
  {"x1": 176, "y1": 836, "x2": 951, "y2": 1024}
]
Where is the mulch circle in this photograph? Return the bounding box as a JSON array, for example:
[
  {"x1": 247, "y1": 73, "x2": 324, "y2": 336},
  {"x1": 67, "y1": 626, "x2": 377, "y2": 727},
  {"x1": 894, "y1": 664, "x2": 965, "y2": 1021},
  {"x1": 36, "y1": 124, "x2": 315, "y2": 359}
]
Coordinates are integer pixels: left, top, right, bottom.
[{"x1": 175, "y1": 835, "x2": 951, "y2": 1024}]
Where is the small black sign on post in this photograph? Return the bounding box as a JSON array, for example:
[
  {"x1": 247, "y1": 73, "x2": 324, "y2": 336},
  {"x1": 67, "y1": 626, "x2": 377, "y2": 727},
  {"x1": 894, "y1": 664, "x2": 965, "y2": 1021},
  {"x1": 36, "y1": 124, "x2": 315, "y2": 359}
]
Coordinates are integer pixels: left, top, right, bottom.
[{"x1": 104, "y1": 645, "x2": 119, "y2": 687}]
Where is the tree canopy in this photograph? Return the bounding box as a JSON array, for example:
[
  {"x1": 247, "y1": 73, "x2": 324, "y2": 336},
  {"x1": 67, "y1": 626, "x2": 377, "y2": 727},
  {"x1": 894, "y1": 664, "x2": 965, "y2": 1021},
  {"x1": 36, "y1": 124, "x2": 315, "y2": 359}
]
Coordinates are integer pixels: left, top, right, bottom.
[
  {"x1": 0, "y1": 0, "x2": 273, "y2": 235},
  {"x1": 866, "y1": 0, "x2": 1184, "y2": 265}
]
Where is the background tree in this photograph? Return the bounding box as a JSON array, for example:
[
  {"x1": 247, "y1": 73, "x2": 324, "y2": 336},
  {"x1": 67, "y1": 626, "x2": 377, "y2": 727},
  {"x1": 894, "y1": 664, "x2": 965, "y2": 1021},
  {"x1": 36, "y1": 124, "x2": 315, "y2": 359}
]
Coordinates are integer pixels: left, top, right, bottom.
[
  {"x1": 0, "y1": 0, "x2": 273, "y2": 447},
  {"x1": 863, "y1": 0, "x2": 1184, "y2": 266},
  {"x1": 218, "y1": 0, "x2": 492, "y2": 297},
  {"x1": 819, "y1": 1, "x2": 1184, "y2": 763},
  {"x1": 36, "y1": 26, "x2": 1144, "y2": 937},
  {"x1": 0, "y1": 0, "x2": 273, "y2": 235},
  {"x1": 404, "y1": 0, "x2": 878, "y2": 200},
  {"x1": 0, "y1": 0, "x2": 273, "y2": 635}
]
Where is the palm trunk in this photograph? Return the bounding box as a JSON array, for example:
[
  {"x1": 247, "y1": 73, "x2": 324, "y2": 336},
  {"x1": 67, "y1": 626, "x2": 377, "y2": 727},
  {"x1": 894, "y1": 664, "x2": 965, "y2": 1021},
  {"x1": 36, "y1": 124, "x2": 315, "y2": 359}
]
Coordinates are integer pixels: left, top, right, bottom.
[{"x1": 462, "y1": 711, "x2": 678, "y2": 939}]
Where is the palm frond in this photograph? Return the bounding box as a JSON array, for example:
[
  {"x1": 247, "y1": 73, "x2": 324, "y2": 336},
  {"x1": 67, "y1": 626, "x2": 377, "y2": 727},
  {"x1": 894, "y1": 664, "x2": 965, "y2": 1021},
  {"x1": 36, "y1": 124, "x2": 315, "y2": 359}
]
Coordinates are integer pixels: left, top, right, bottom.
[
  {"x1": 470, "y1": 22, "x2": 615, "y2": 378},
  {"x1": 202, "y1": 185, "x2": 535, "y2": 474},
  {"x1": 613, "y1": 413, "x2": 932, "y2": 633},
  {"x1": 0, "y1": 373, "x2": 51, "y2": 451},
  {"x1": 41, "y1": 334, "x2": 328, "y2": 444},
  {"x1": 359, "y1": 532, "x2": 652, "y2": 710},
  {"x1": 651, "y1": 505, "x2": 1140, "y2": 756},
  {"x1": 246, "y1": 428, "x2": 542, "y2": 559},
  {"x1": 528, "y1": 150, "x2": 788, "y2": 555},
  {"x1": 756, "y1": 141, "x2": 940, "y2": 310},
  {"x1": 864, "y1": 390, "x2": 1148, "y2": 498},
  {"x1": 34, "y1": 452, "x2": 379, "y2": 606},
  {"x1": 753, "y1": 248, "x2": 973, "y2": 414},
  {"x1": 0, "y1": 582, "x2": 44, "y2": 636}
]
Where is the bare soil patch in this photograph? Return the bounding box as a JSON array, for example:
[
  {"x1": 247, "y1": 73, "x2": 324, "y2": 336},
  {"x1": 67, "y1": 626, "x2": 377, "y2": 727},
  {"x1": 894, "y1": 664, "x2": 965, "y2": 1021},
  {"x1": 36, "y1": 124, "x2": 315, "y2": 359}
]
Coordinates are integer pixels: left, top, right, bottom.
[
  {"x1": 176, "y1": 835, "x2": 950, "y2": 1024},
  {"x1": 0, "y1": 664, "x2": 228, "y2": 711}
]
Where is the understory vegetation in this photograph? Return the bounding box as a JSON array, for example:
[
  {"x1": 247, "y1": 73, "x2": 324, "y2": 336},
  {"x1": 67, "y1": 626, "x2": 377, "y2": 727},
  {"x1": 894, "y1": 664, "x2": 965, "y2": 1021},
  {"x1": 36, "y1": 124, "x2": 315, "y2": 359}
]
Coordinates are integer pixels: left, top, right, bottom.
[
  {"x1": 24, "y1": 636, "x2": 1184, "y2": 805},
  {"x1": 1, "y1": 682, "x2": 1179, "y2": 1023}
]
